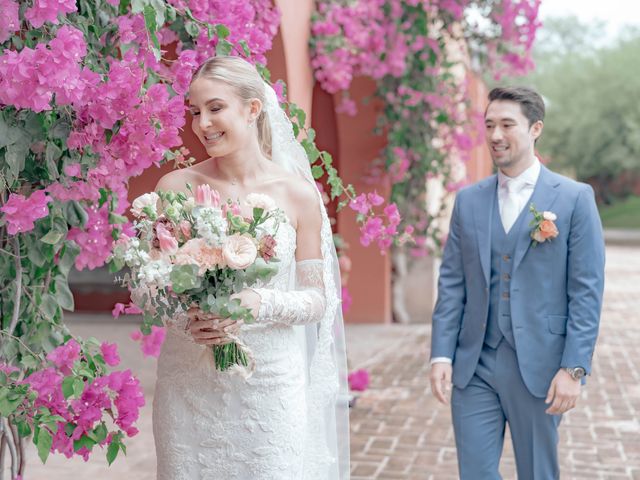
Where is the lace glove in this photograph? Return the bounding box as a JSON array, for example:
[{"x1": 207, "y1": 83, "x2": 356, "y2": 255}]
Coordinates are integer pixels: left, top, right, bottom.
[{"x1": 251, "y1": 259, "x2": 326, "y2": 326}]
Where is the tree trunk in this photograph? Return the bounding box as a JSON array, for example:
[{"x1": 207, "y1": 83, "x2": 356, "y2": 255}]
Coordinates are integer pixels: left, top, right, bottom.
[{"x1": 391, "y1": 247, "x2": 411, "y2": 324}]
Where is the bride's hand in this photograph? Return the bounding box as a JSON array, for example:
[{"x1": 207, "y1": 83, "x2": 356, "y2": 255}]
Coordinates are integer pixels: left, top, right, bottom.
[
  {"x1": 187, "y1": 307, "x2": 242, "y2": 345},
  {"x1": 231, "y1": 290, "x2": 261, "y2": 318}
]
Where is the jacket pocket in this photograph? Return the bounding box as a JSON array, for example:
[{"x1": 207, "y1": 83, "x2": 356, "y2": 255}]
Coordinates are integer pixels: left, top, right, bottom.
[{"x1": 547, "y1": 315, "x2": 568, "y2": 335}]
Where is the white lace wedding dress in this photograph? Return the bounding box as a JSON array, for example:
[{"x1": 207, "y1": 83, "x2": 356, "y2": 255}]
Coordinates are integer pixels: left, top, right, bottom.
[{"x1": 153, "y1": 222, "x2": 330, "y2": 479}]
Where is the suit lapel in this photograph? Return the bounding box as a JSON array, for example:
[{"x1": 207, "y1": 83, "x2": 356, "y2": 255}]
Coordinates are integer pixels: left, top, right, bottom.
[
  {"x1": 512, "y1": 165, "x2": 561, "y2": 272},
  {"x1": 473, "y1": 175, "x2": 497, "y2": 286}
]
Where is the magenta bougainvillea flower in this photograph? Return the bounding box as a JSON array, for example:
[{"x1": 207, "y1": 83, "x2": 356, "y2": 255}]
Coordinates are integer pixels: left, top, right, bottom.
[{"x1": 0, "y1": 190, "x2": 51, "y2": 235}]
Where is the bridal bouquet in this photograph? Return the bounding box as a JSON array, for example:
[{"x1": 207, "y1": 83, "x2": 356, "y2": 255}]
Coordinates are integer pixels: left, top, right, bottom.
[{"x1": 110, "y1": 184, "x2": 286, "y2": 373}]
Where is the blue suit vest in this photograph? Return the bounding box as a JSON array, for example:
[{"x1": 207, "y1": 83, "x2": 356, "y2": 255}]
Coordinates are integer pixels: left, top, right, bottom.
[{"x1": 484, "y1": 192, "x2": 528, "y2": 349}]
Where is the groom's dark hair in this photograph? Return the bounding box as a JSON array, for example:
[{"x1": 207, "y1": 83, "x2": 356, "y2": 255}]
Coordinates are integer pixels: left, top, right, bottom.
[{"x1": 487, "y1": 86, "x2": 545, "y2": 127}]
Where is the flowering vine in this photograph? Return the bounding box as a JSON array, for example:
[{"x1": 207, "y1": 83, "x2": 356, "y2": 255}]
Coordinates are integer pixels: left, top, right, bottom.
[{"x1": 310, "y1": 0, "x2": 542, "y2": 256}]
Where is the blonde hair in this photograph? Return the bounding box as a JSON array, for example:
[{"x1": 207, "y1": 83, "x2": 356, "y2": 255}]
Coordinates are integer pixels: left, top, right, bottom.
[{"x1": 191, "y1": 56, "x2": 272, "y2": 158}]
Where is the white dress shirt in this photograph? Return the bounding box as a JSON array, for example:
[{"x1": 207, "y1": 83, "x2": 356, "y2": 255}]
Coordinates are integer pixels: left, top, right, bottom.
[{"x1": 430, "y1": 159, "x2": 541, "y2": 365}]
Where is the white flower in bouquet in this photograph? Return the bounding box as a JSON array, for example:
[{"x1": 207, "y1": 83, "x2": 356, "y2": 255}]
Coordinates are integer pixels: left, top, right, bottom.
[
  {"x1": 131, "y1": 192, "x2": 161, "y2": 218},
  {"x1": 246, "y1": 193, "x2": 277, "y2": 212},
  {"x1": 194, "y1": 207, "x2": 228, "y2": 245},
  {"x1": 222, "y1": 234, "x2": 258, "y2": 270},
  {"x1": 138, "y1": 260, "x2": 172, "y2": 287},
  {"x1": 120, "y1": 238, "x2": 151, "y2": 268}
]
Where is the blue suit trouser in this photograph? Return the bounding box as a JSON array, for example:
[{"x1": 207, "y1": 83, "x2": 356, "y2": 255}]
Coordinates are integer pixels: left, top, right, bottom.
[{"x1": 451, "y1": 339, "x2": 562, "y2": 479}]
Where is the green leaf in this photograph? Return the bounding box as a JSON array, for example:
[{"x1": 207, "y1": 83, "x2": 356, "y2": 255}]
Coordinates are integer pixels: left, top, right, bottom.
[
  {"x1": 216, "y1": 39, "x2": 233, "y2": 56},
  {"x1": 169, "y1": 264, "x2": 201, "y2": 293},
  {"x1": 55, "y1": 276, "x2": 75, "y2": 311},
  {"x1": 61, "y1": 376, "x2": 75, "y2": 399},
  {"x1": 185, "y1": 21, "x2": 200, "y2": 38},
  {"x1": 36, "y1": 428, "x2": 53, "y2": 464},
  {"x1": 238, "y1": 39, "x2": 251, "y2": 57},
  {"x1": 41, "y1": 293, "x2": 59, "y2": 318},
  {"x1": 73, "y1": 377, "x2": 84, "y2": 398},
  {"x1": 73, "y1": 434, "x2": 96, "y2": 452},
  {"x1": 106, "y1": 440, "x2": 119, "y2": 465},
  {"x1": 93, "y1": 423, "x2": 108, "y2": 444},
  {"x1": 0, "y1": 387, "x2": 26, "y2": 416},
  {"x1": 45, "y1": 142, "x2": 62, "y2": 178},
  {"x1": 143, "y1": 5, "x2": 161, "y2": 53},
  {"x1": 65, "y1": 200, "x2": 89, "y2": 228},
  {"x1": 252, "y1": 207, "x2": 264, "y2": 222},
  {"x1": 130, "y1": 0, "x2": 146, "y2": 14},
  {"x1": 311, "y1": 165, "x2": 324, "y2": 179},
  {"x1": 216, "y1": 24, "x2": 230, "y2": 39},
  {"x1": 17, "y1": 420, "x2": 32, "y2": 437},
  {"x1": 41, "y1": 230, "x2": 64, "y2": 245},
  {"x1": 58, "y1": 242, "x2": 80, "y2": 278}
]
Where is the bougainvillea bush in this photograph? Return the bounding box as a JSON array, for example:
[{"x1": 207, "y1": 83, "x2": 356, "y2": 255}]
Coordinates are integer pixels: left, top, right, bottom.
[
  {"x1": 0, "y1": 0, "x2": 402, "y2": 476},
  {"x1": 311, "y1": 0, "x2": 541, "y2": 256}
]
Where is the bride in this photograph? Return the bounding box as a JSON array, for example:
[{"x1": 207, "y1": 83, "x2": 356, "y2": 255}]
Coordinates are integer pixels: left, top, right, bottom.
[{"x1": 151, "y1": 55, "x2": 350, "y2": 479}]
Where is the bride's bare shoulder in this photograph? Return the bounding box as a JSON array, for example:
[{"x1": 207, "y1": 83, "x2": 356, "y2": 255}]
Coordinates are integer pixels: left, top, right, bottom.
[
  {"x1": 278, "y1": 174, "x2": 322, "y2": 226},
  {"x1": 155, "y1": 167, "x2": 202, "y2": 194}
]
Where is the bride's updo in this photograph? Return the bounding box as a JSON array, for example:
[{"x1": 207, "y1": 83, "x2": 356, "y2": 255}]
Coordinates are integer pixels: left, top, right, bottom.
[{"x1": 191, "y1": 56, "x2": 272, "y2": 158}]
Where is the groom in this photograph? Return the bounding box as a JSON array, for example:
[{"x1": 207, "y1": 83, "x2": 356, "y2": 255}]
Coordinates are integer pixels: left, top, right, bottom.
[{"x1": 429, "y1": 86, "x2": 605, "y2": 479}]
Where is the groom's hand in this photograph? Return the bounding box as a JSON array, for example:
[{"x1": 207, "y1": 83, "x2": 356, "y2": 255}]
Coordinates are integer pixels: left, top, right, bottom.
[
  {"x1": 545, "y1": 369, "x2": 581, "y2": 415},
  {"x1": 430, "y1": 362, "x2": 452, "y2": 405}
]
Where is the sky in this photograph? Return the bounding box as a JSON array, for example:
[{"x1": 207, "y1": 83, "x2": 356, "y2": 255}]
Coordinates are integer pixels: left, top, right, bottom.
[{"x1": 539, "y1": 0, "x2": 640, "y2": 39}]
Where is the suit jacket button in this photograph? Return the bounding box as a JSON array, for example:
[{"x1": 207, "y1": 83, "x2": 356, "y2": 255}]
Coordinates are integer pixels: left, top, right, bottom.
[
  {"x1": 502, "y1": 292, "x2": 510, "y2": 299},
  {"x1": 503, "y1": 255, "x2": 511, "y2": 261}
]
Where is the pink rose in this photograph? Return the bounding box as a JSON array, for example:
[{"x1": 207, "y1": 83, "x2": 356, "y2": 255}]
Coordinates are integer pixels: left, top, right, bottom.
[
  {"x1": 195, "y1": 184, "x2": 220, "y2": 207},
  {"x1": 258, "y1": 234, "x2": 277, "y2": 261},
  {"x1": 222, "y1": 234, "x2": 258, "y2": 270},
  {"x1": 156, "y1": 223, "x2": 178, "y2": 254}
]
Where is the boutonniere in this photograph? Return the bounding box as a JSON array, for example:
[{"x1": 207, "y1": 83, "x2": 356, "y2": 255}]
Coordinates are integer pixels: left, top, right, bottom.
[{"x1": 529, "y1": 204, "x2": 559, "y2": 246}]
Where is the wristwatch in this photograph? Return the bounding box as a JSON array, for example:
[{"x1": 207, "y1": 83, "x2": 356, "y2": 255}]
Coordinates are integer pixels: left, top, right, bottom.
[{"x1": 563, "y1": 367, "x2": 586, "y2": 380}]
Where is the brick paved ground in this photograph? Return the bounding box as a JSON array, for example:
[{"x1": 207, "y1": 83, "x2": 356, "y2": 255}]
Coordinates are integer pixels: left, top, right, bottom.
[
  {"x1": 349, "y1": 245, "x2": 640, "y2": 480},
  {"x1": 17, "y1": 244, "x2": 640, "y2": 479}
]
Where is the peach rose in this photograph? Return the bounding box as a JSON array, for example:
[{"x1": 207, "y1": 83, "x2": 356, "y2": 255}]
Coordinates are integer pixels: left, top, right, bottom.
[
  {"x1": 539, "y1": 219, "x2": 559, "y2": 240},
  {"x1": 222, "y1": 234, "x2": 258, "y2": 270},
  {"x1": 174, "y1": 238, "x2": 224, "y2": 274}
]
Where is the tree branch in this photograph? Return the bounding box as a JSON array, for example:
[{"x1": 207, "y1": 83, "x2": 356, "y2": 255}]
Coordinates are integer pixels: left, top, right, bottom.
[
  {"x1": 7, "y1": 238, "x2": 21, "y2": 337},
  {"x1": 1, "y1": 418, "x2": 17, "y2": 479}
]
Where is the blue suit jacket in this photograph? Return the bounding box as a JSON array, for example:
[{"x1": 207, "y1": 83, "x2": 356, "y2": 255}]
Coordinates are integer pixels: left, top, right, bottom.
[{"x1": 430, "y1": 165, "x2": 605, "y2": 397}]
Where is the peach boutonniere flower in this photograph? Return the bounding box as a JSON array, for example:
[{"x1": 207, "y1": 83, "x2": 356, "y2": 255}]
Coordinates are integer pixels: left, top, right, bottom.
[{"x1": 529, "y1": 204, "x2": 559, "y2": 246}]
